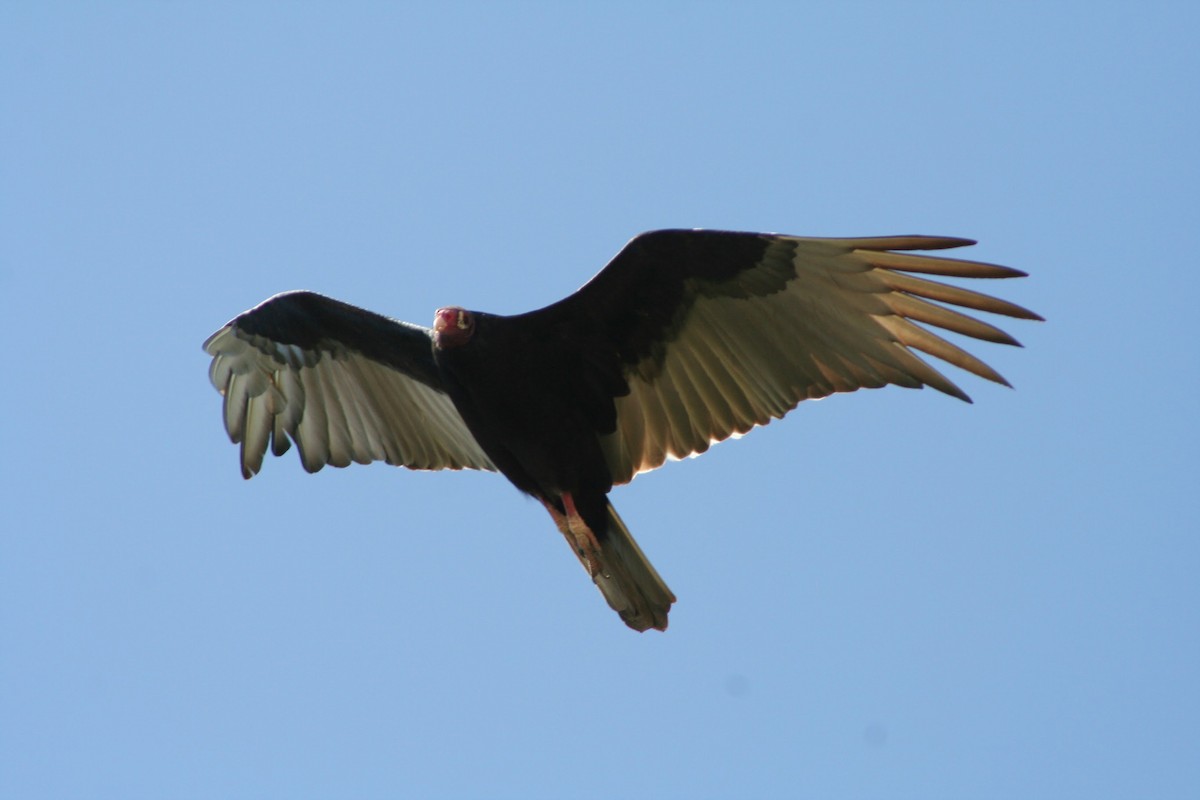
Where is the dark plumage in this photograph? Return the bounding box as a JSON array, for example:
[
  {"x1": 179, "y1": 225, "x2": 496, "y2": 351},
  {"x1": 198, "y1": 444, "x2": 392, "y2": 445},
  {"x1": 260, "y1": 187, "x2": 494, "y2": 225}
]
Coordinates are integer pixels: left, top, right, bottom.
[{"x1": 204, "y1": 229, "x2": 1041, "y2": 631}]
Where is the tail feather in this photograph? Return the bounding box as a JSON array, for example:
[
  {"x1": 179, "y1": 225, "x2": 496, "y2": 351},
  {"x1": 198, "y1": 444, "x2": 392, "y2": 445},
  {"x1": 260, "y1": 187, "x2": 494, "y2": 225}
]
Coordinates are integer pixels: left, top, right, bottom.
[{"x1": 593, "y1": 502, "x2": 676, "y2": 632}]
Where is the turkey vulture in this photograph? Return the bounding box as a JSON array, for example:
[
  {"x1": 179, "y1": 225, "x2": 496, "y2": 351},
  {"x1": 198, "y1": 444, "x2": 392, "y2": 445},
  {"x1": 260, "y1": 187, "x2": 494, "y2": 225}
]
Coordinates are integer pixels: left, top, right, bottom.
[{"x1": 204, "y1": 229, "x2": 1040, "y2": 632}]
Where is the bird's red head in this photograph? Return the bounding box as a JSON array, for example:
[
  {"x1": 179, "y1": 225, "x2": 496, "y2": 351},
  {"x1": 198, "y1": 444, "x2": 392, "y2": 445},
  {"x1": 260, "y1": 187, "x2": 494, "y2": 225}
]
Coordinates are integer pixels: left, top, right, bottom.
[{"x1": 433, "y1": 306, "x2": 475, "y2": 349}]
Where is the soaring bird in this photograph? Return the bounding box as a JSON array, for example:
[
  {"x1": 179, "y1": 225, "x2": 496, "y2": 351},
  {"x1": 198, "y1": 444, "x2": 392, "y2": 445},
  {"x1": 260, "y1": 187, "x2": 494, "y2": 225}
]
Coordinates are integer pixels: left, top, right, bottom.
[{"x1": 204, "y1": 229, "x2": 1040, "y2": 632}]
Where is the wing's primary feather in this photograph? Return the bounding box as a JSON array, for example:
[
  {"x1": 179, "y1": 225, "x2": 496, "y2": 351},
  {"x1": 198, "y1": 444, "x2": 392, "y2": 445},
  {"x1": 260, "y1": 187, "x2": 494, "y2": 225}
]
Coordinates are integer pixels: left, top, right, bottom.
[
  {"x1": 204, "y1": 291, "x2": 495, "y2": 478},
  {"x1": 526, "y1": 230, "x2": 1041, "y2": 484}
]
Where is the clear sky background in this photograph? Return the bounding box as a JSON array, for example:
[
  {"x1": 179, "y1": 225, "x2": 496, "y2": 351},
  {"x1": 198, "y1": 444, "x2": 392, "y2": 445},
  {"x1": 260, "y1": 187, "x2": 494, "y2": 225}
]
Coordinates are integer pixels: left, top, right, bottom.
[{"x1": 3, "y1": 3, "x2": 1196, "y2": 798}]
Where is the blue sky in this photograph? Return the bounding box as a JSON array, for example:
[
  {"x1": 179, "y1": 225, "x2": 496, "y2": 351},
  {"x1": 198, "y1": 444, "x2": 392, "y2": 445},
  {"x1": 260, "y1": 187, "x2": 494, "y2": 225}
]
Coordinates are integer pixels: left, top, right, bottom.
[{"x1": 3, "y1": 2, "x2": 1196, "y2": 798}]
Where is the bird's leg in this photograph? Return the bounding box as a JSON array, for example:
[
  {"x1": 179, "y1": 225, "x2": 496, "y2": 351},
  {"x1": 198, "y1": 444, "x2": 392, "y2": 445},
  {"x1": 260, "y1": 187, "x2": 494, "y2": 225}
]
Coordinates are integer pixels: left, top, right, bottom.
[
  {"x1": 562, "y1": 492, "x2": 606, "y2": 578},
  {"x1": 541, "y1": 493, "x2": 604, "y2": 578}
]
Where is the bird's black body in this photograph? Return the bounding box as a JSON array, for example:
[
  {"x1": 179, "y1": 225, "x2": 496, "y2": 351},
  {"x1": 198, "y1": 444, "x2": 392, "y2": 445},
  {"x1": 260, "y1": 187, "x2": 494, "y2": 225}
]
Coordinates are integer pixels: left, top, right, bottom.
[
  {"x1": 204, "y1": 229, "x2": 1040, "y2": 631},
  {"x1": 432, "y1": 311, "x2": 618, "y2": 535}
]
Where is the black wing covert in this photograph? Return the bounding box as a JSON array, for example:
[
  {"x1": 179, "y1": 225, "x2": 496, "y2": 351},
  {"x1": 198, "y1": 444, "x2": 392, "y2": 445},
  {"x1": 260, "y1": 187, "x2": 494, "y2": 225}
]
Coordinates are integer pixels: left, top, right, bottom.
[
  {"x1": 204, "y1": 291, "x2": 495, "y2": 478},
  {"x1": 527, "y1": 229, "x2": 1042, "y2": 485}
]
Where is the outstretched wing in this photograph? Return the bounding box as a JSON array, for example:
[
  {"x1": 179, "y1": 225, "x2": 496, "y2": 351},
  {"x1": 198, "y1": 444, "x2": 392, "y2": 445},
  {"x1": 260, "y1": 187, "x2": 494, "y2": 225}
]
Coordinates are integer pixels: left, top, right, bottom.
[
  {"x1": 204, "y1": 291, "x2": 495, "y2": 478},
  {"x1": 533, "y1": 229, "x2": 1041, "y2": 485}
]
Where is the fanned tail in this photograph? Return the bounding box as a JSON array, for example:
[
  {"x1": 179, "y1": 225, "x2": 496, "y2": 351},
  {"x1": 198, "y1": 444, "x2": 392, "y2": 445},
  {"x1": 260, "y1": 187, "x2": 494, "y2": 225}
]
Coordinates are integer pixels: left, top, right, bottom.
[
  {"x1": 542, "y1": 497, "x2": 675, "y2": 631},
  {"x1": 592, "y1": 502, "x2": 675, "y2": 632}
]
